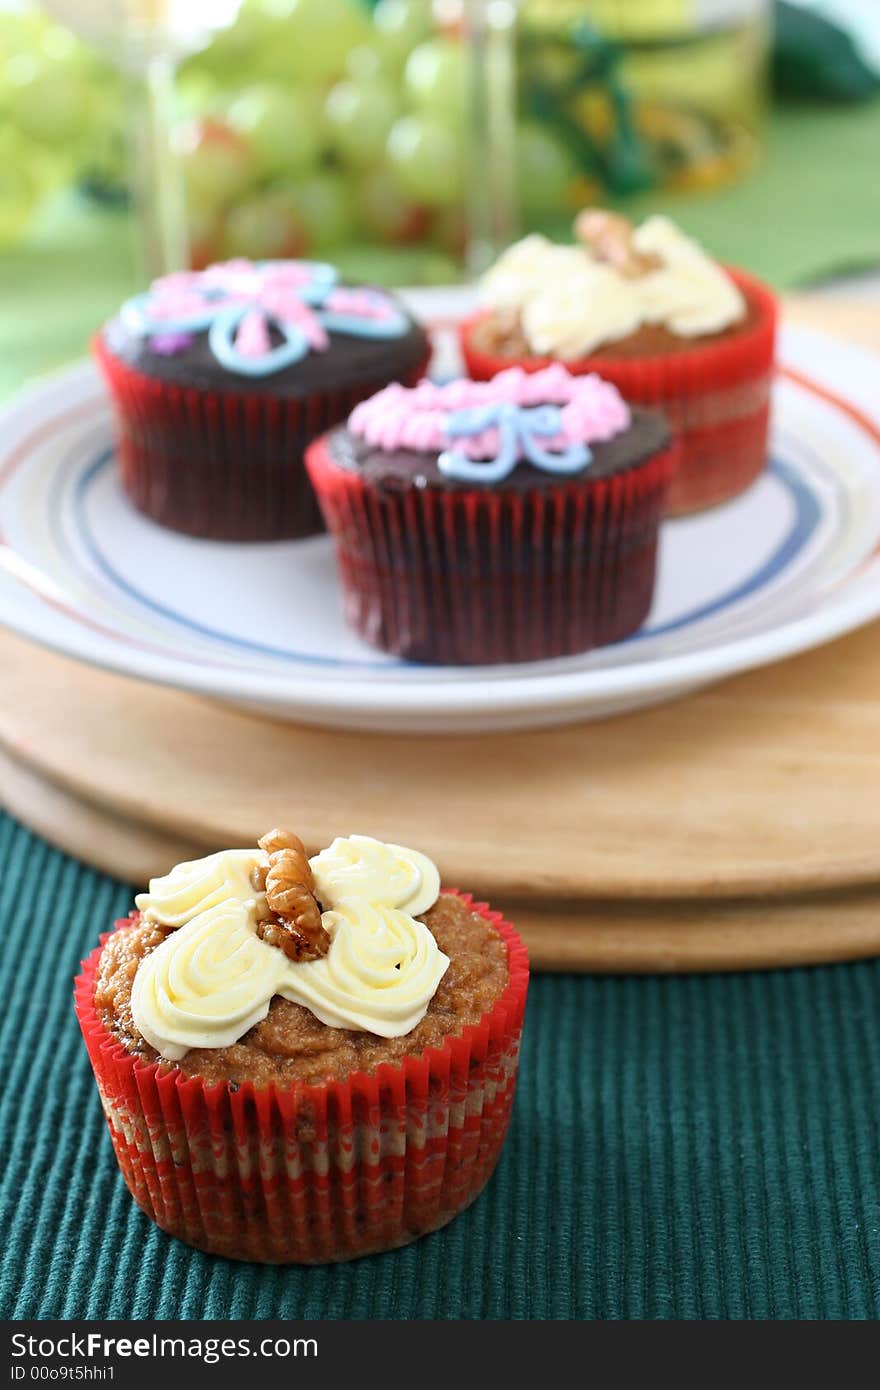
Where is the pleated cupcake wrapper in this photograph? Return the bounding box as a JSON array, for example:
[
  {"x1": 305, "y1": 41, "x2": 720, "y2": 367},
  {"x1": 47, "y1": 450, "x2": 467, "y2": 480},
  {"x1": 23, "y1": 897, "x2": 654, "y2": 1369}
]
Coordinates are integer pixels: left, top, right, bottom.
[
  {"x1": 74, "y1": 893, "x2": 529, "y2": 1265},
  {"x1": 460, "y1": 269, "x2": 777, "y2": 516},
  {"x1": 306, "y1": 435, "x2": 679, "y2": 665},
  {"x1": 93, "y1": 334, "x2": 430, "y2": 541}
]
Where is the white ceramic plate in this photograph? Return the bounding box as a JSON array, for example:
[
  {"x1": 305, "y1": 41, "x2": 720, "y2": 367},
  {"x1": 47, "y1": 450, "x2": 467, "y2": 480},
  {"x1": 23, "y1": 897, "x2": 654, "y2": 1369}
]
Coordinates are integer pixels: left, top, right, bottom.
[{"x1": 2, "y1": 289, "x2": 880, "y2": 733}]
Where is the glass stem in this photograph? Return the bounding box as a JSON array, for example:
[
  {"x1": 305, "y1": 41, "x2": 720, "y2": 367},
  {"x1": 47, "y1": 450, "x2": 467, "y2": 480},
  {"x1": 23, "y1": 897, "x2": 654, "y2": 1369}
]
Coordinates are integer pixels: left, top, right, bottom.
[
  {"x1": 127, "y1": 53, "x2": 188, "y2": 281},
  {"x1": 463, "y1": 0, "x2": 520, "y2": 277}
]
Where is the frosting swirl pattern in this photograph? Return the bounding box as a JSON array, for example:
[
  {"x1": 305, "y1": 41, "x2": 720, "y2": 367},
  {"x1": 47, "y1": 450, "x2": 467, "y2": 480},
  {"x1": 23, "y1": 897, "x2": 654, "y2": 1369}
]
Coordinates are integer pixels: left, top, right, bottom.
[
  {"x1": 135, "y1": 848, "x2": 264, "y2": 927},
  {"x1": 309, "y1": 833, "x2": 441, "y2": 916},
  {"x1": 129, "y1": 835, "x2": 449, "y2": 1058},
  {"x1": 348, "y1": 366, "x2": 630, "y2": 459},
  {"x1": 120, "y1": 258, "x2": 409, "y2": 377},
  {"x1": 278, "y1": 899, "x2": 449, "y2": 1035},
  {"x1": 347, "y1": 366, "x2": 631, "y2": 483},
  {"x1": 131, "y1": 898, "x2": 286, "y2": 1059}
]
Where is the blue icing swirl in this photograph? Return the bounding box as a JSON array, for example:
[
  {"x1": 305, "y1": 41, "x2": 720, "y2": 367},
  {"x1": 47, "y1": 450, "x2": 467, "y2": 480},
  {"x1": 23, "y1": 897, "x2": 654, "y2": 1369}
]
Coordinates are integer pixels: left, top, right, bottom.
[{"x1": 437, "y1": 403, "x2": 592, "y2": 483}]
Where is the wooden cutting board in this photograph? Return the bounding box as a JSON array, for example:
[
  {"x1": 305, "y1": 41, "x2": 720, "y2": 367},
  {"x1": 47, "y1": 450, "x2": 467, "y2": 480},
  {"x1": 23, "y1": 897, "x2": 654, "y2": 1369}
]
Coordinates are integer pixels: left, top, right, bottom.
[
  {"x1": 2, "y1": 296, "x2": 880, "y2": 971},
  {"x1": 5, "y1": 616, "x2": 880, "y2": 972}
]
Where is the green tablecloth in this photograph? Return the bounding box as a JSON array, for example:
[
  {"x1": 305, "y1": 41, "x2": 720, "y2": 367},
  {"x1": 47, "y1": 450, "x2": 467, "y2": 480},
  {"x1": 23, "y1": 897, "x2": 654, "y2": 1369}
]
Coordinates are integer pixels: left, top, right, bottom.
[{"x1": 2, "y1": 809, "x2": 879, "y2": 1320}]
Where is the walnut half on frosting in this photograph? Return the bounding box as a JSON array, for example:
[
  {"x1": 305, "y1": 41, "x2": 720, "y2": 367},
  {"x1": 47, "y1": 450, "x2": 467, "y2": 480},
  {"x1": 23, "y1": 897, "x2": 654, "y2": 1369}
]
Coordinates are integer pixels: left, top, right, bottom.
[
  {"x1": 574, "y1": 208, "x2": 662, "y2": 279},
  {"x1": 253, "y1": 828, "x2": 330, "y2": 961}
]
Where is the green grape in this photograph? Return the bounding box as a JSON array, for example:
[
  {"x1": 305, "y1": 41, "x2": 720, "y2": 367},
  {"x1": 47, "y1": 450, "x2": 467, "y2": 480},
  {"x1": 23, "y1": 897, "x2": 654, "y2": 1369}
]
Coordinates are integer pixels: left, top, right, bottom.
[
  {"x1": 345, "y1": 44, "x2": 397, "y2": 84},
  {"x1": 176, "y1": 70, "x2": 223, "y2": 119},
  {"x1": 357, "y1": 166, "x2": 431, "y2": 244},
  {"x1": 404, "y1": 38, "x2": 466, "y2": 128},
  {"x1": 5, "y1": 53, "x2": 93, "y2": 146},
  {"x1": 223, "y1": 190, "x2": 308, "y2": 260},
  {"x1": 372, "y1": 0, "x2": 432, "y2": 66},
  {"x1": 287, "y1": 173, "x2": 358, "y2": 250},
  {"x1": 227, "y1": 85, "x2": 321, "y2": 176},
  {"x1": 38, "y1": 23, "x2": 80, "y2": 64},
  {"x1": 324, "y1": 79, "x2": 398, "y2": 169},
  {"x1": 194, "y1": 0, "x2": 273, "y2": 78},
  {"x1": 178, "y1": 118, "x2": 257, "y2": 207},
  {"x1": 257, "y1": 0, "x2": 369, "y2": 81},
  {"x1": 386, "y1": 115, "x2": 463, "y2": 208},
  {"x1": 0, "y1": 11, "x2": 48, "y2": 65},
  {"x1": 516, "y1": 122, "x2": 579, "y2": 218},
  {"x1": 297, "y1": 87, "x2": 331, "y2": 153}
]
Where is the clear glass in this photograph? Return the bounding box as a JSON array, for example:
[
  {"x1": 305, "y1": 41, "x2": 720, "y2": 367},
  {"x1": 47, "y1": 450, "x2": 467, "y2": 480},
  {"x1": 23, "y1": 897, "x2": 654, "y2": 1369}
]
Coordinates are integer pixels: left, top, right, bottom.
[
  {"x1": 5, "y1": 0, "x2": 770, "y2": 283},
  {"x1": 168, "y1": 0, "x2": 515, "y2": 285},
  {"x1": 461, "y1": 0, "x2": 519, "y2": 273},
  {"x1": 40, "y1": 0, "x2": 243, "y2": 277}
]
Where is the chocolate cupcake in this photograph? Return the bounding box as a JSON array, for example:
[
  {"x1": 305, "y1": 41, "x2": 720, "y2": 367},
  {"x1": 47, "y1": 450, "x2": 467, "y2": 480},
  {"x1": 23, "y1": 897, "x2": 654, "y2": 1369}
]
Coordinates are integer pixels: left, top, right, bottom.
[
  {"x1": 75, "y1": 830, "x2": 528, "y2": 1264},
  {"x1": 94, "y1": 258, "x2": 430, "y2": 540},
  {"x1": 460, "y1": 213, "x2": 776, "y2": 515},
  {"x1": 306, "y1": 364, "x2": 677, "y2": 664}
]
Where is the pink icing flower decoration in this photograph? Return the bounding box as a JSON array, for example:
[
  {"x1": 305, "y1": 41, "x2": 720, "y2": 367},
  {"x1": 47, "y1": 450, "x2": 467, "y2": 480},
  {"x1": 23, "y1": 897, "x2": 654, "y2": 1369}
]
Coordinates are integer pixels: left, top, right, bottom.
[
  {"x1": 348, "y1": 365, "x2": 631, "y2": 463},
  {"x1": 123, "y1": 259, "x2": 406, "y2": 375}
]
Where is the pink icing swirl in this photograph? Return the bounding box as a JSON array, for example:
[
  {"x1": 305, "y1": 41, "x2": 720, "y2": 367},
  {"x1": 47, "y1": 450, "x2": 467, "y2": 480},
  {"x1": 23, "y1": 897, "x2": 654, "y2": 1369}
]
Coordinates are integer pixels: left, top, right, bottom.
[
  {"x1": 146, "y1": 260, "x2": 330, "y2": 355},
  {"x1": 324, "y1": 287, "x2": 397, "y2": 321},
  {"x1": 347, "y1": 364, "x2": 631, "y2": 460}
]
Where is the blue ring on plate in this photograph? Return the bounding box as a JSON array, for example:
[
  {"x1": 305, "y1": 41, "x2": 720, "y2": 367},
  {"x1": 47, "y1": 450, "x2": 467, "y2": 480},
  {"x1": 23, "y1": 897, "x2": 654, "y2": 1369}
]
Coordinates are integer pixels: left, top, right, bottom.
[
  {"x1": 630, "y1": 454, "x2": 822, "y2": 641},
  {"x1": 69, "y1": 447, "x2": 822, "y2": 668}
]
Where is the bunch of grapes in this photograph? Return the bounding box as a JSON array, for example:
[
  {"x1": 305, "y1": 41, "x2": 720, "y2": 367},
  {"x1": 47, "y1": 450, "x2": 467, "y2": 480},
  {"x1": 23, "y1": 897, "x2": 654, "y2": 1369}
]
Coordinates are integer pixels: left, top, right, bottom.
[
  {"x1": 176, "y1": 0, "x2": 473, "y2": 279},
  {"x1": 0, "y1": 5, "x2": 126, "y2": 245},
  {"x1": 0, "y1": 0, "x2": 581, "y2": 279}
]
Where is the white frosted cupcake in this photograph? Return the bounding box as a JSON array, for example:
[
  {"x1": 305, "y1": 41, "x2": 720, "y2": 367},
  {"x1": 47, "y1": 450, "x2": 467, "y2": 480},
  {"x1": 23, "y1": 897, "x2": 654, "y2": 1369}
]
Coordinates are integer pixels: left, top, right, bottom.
[
  {"x1": 75, "y1": 829, "x2": 529, "y2": 1263},
  {"x1": 461, "y1": 212, "x2": 777, "y2": 514}
]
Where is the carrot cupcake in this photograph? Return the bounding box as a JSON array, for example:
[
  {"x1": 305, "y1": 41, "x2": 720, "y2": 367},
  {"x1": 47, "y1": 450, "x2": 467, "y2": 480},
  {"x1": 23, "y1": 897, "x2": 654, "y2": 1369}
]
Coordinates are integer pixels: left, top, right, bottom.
[
  {"x1": 306, "y1": 364, "x2": 677, "y2": 664},
  {"x1": 460, "y1": 212, "x2": 776, "y2": 515},
  {"x1": 75, "y1": 830, "x2": 528, "y2": 1264},
  {"x1": 94, "y1": 258, "x2": 430, "y2": 540}
]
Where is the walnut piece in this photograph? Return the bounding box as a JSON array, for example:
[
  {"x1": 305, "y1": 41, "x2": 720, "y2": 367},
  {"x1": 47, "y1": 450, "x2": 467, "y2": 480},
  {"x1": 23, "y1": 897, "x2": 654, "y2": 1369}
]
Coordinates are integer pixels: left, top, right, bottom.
[
  {"x1": 574, "y1": 209, "x2": 662, "y2": 279},
  {"x1": 254, "y1": 828, "x2": 330, "y2": 961}
]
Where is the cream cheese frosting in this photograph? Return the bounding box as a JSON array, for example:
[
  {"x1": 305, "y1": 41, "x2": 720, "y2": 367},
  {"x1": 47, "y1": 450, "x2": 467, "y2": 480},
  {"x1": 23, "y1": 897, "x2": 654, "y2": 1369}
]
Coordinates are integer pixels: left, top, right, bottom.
[
  {"x1": 275, "y1": 898, "x2": 448, "y2": 1036},
  {"x1": 310, "y1": 834, "x2": 440, "y2": 917},
  {"x1": 131, "y1": 897, "x2": 286, "y2": 1058},
  {"x1": 135, "y1": 848, "x2": 263, "y2": 927},
  {"x1": 129, "y1": 835, "x2": 450, "y2": 1058},
  {"x1": 480, "y1": 216, "x2": 746, "y2": 359}
]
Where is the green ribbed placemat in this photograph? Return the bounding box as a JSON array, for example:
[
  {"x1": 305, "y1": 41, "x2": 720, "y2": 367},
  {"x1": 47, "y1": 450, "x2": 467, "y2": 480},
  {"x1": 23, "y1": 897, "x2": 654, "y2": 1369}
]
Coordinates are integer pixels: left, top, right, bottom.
[{"x1": 1, "y1": 810, "x2": 879, "y2": 1319}]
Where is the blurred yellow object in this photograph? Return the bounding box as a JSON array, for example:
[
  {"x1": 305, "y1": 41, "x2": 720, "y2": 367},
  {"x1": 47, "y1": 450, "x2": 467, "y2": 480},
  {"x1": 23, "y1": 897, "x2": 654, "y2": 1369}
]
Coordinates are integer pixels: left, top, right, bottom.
[{"x1": 518, "y1": 0, "x2": 771, "y2": 205}]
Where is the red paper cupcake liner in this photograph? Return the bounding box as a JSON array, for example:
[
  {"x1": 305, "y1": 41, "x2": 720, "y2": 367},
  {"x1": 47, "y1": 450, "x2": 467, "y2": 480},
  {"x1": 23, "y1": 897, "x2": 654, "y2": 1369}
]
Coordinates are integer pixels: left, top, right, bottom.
[
  {"x1": 94, "y1": 334, "x2": 430, "y2": 541},
  {"x1": 306, "y1": 435, "x2": 679, "y2": 664},
  {"x1": 74, "y1": 893, "x2": 529, "y2": 1265},
  {"x1": 459, "y1": 269, "x2": 777, "y2": 516}
]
